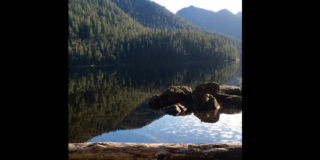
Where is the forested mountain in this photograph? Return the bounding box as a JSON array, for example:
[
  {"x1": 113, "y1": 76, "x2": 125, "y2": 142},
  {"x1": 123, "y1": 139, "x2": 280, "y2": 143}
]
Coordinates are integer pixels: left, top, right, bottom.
[
  {"x1": 68, "y1": 0, "x2": 240, "y2": 66},
  {"x1": 177, "y1": 6, "x2": 242, "y2": 39},
  {"x1": 109, "y1": 0, "x2": 242, "y2": 59}
]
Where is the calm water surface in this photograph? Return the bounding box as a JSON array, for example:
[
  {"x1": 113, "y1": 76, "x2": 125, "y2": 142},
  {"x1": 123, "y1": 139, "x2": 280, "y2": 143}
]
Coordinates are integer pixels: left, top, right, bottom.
[{"x1": 68, "y1": 62, "x2": 242, "y2": 143}]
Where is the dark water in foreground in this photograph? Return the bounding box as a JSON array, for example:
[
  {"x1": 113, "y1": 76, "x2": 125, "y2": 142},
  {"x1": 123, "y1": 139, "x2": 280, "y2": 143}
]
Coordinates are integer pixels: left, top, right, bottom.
[{"x1": 68, "y1": 62, "x2": 242, "y2": 143}]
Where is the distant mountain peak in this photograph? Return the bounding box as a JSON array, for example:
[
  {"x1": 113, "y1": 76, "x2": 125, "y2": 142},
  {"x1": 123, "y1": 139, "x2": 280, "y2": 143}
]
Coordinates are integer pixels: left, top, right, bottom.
[
  {"x1": 236, "y1": 11, "x2": 242, "y2": 17},
  {"x1": 182, "y1": 7, "x2": 234, "y2": 15},
  {"x1": 217, "y1": 9, "x2": 233, "y2": 15},
  {"x1": 176, "y1": 6, "x2": 242, "y2": 39}
]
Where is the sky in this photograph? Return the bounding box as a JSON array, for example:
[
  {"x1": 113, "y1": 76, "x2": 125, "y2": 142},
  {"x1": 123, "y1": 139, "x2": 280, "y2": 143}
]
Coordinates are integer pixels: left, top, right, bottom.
[{"x1": 150, "y1": 0, "x2": 242, "y2": 15}]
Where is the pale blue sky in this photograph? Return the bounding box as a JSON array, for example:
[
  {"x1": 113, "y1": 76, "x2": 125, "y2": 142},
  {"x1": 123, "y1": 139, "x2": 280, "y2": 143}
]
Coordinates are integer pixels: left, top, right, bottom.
[{"x1": 150, "y1": 0, "x2": 242, "y2": 14}]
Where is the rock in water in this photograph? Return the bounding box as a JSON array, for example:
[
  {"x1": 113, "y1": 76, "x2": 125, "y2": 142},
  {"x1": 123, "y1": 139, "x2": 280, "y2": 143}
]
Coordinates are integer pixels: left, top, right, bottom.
[
  {"x1": 148, "y1": 82, "x2": 242, "y2": 118},
  {"x1": 194, "y1": 107, "x2": 220, "y2": 123},
  {"x1": 220, "y1": 85, "x2": 242, "y2": 96},
  {"x1": 148, "y1": 95, "x2": 163, "y2": 109},
  {"x1": 160, "y1": 102, "x2": 187, "y2": 116},
  {"x1": 200, "y1": 94, "x2": 220, "y2": 110},
  {"x1": 193, "y1": 82, "x2": 220, "y2": 101},
  {"x1": 159, "y1": 86, "x2": 193, "y2": 105},
  {"x1": 214, "y1": 93, "x2": 242, "y2": 108}
]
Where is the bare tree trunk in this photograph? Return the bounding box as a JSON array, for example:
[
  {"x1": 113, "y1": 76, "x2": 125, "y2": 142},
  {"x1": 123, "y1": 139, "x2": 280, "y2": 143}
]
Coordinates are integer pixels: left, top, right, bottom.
[{"x1": 69, "y1": 142, "x2": 242, "y2": 160}]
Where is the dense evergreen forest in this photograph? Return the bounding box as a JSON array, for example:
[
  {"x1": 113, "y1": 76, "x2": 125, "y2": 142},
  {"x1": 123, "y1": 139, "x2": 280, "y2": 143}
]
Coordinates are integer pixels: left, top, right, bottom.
[
  {"x1": 177, "y1": 6, "x2": 242, "y2": 39},
  {"x1": 109, "y1": 0, "x2": 242, "y2": 55},
  {"x1": 68, "y1": 0, "x2": 241, "y2": 66},
  {"x1": 68, "y1": 62, "x2": 239, "y2": 142}
]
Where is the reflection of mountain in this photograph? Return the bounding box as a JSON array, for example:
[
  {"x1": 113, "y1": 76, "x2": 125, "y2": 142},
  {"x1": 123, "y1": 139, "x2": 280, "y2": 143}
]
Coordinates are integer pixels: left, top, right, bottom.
[
  {"x1": 68, "y1": 87, "x2": 151, "y2": 142},
  {"x1": 224, "y1": 61, "x2": 242, "y2": 86},
  {"x1": 116, "y1": 100, "x2": 165, "y2": 130},
  {"x1": 68, "y1": 63, "x2": 240, "y2": 143}
]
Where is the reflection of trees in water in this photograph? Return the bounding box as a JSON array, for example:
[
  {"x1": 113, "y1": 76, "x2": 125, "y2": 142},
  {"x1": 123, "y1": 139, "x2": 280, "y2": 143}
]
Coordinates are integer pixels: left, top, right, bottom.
[
  {"x1": 224, "y1": 61, "x2": 242, "y2": 86},
  {"x1": 68, "y1": 62, "x2": 239, "y2": 143},
  {"x1": 116, "y1": 101, "x2": 165, "y2": 130},
  {"x1": 68, "y1": 84, "x2": 153, "y2": 143}
]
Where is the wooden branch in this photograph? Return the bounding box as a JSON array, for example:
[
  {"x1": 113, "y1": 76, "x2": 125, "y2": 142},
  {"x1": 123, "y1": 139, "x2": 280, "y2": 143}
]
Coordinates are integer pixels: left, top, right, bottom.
[{"x1": 68, "y1": 142, "x2": 242, "y2": 160}]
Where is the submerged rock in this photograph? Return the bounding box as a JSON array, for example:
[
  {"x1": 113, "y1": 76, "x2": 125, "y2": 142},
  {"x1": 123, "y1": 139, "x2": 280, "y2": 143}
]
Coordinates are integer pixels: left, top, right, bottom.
[
  {"x1": 194, "y1": 107, "x2": 220, "y2": 123},
  {"x1": 220, "y1": 85, "x2": 242, "y2": 96},
  {"x1": 214, "y1": 93, "x2": 242, "y2": 108},
  {"x1": 193, "y1": 82, "x2": 220, "y2": 100},
  {"x1": 148, "y1": 82, "x2": 242, "y2": 119},
  {"x1": 148, "y1": 95, "x2": 162, "y2": 109},
  {"x1": 148, "y1": 86, "x2": 193, "y2": 108},
  {"x1": 200, "y1": 93, "x2": 220, "y2": 110},
  {"x1": 159, "y1": 102, "x2": 187, "y2": 116},
  {"x1": 160, "y1": 86, "x2": 193, "y2": 104}
]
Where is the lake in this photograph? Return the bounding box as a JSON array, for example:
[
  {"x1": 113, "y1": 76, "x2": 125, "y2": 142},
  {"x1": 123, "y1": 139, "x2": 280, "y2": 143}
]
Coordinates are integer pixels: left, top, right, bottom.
[{"x1": 68, "y1": 62, "x2": 242, "y2": 144}]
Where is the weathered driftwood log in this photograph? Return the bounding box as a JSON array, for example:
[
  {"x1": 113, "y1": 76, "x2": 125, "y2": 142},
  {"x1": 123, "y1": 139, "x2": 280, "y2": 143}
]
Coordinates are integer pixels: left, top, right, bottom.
[{"x1": 68, "y1": 142, "x2": 242, "y2": 160}]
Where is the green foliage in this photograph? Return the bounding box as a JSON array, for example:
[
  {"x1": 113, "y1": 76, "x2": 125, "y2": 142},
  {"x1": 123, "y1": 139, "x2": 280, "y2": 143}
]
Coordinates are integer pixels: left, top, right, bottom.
[
  {"x1": 110, "y1": 0, "x2": 242, "y2": 60},
  {"x1": 68, "y1": 0, "x2": 240, "y2": 66}
]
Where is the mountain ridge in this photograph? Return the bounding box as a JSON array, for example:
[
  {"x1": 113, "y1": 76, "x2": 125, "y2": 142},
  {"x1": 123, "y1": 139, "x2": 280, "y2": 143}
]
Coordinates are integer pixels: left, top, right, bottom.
[
  {"x1": 68, "y1": 0, "x2": 241, "y2": 66},
  {"x1": 176, "y1": 5, "x2": 242, "y2": 39}
]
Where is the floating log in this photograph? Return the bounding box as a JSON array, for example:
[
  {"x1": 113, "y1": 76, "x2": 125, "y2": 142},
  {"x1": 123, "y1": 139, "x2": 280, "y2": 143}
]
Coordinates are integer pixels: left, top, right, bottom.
[{"x1": 68, "y1": 142, "x2": 242, "y2": 160}]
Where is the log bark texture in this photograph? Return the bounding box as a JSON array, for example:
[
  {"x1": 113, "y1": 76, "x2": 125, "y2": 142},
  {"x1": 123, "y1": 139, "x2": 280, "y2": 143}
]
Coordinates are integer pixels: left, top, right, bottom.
[{"x1": 68, "y1": 142, "x2": 242, "y2": 160}]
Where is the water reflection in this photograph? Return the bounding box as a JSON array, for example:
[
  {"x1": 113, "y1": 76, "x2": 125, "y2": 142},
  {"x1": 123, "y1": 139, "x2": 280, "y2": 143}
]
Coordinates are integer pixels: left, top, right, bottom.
[
  {"x1": 88, "y1": 112, "x2": 242, "y2": 143},
  {"x1": 68, "y1": 62, "x2": 241, "y2": 143},
  {"x1": 194, "y1": 106, "x2": 241, "y2": 123}
]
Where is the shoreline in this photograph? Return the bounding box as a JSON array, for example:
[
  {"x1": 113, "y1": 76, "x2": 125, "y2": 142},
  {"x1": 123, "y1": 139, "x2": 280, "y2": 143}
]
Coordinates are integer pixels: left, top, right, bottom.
[{"x1": 68, "y1": 61, "x2": 240, "y2": 68}]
